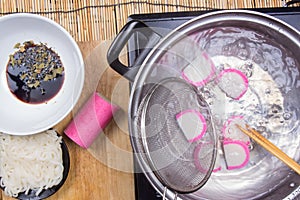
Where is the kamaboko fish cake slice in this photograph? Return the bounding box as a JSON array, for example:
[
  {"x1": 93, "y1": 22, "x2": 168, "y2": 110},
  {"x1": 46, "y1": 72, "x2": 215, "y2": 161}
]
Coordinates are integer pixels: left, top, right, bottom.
[
  {"x1": 216, "y1": 68, "x2": 249, "y2": 100},
  {"x1": 223, "y1": 140, "x2": 250, "y2": 170},
  {"x1": 222, "y1": 115, "x2": 251, "y2": 145},
  {"x1": 181, "y1": 52, "x2": 216, "y2": 87},
  {"x1": 176, "y1": 109, "x2": 207, "y2": 143}
]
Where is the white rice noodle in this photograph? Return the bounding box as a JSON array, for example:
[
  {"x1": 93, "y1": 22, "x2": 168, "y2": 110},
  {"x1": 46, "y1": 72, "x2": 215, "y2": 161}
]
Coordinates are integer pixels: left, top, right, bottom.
[{"x1": 0, "y1": 129, "x2": 63, "y2": 197}]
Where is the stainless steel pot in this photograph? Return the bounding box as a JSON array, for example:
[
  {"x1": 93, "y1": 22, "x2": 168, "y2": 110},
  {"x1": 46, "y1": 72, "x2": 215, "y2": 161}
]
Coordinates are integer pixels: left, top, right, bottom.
[{"x1": 107, "y1": 10, "x2": 300, "y2": 199}]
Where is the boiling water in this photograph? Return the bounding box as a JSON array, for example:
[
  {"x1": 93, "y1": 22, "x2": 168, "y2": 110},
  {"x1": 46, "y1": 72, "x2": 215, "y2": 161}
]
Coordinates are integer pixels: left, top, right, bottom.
[
  {"x1": 149, "y1": 26, "x2": 300, "y2": 199},
  {"x1": 190, "y1": 55, "x2": 300, "y2": 200}
]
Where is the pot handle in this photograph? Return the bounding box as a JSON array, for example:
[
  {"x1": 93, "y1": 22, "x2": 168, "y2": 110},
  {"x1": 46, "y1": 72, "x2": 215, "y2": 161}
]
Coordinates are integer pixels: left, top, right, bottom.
[
  {"x1": 284, "y1": 0, "x2": 300, "y2": 6},
  {"x1": 107, "y1": 20, "x2": 161, "y2": 82}
]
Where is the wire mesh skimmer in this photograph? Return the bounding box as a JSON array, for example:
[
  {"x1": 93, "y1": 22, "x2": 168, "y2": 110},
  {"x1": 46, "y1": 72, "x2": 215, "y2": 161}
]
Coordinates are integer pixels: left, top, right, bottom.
[{"x1": 135, "y1": 77, "x2": 217, "y2": 199}]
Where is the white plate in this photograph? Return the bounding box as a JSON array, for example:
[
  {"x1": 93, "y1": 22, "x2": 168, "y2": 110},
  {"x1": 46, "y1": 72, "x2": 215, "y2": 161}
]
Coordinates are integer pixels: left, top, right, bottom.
[{"x1": 0, "y1": 13, "x2": 84, "y2": 135}]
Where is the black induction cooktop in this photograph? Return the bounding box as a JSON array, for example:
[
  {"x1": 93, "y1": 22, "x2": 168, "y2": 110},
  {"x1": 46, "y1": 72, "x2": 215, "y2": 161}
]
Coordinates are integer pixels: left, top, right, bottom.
[{"x1": 126, "y1": 7, "x2": 300, "y2": 200}]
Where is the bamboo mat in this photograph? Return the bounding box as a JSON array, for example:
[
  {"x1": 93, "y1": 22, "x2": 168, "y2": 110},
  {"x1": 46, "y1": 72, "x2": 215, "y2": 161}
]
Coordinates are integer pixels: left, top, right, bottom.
[{"x1": 0, "y1": 0, "x2": 287, "y2": 41}]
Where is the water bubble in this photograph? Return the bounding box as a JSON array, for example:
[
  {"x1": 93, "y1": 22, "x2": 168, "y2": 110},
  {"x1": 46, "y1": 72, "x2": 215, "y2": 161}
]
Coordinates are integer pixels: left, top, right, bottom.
[
  {"x1": 286, "y1": 57, "x2": 296, "y2": 68},
  {"x1": 279, "y1": 117, "x2": 284, "y2": 123},
  {"x1": 248, "y1": 143, "x2": 254, "y2": 151},
  {"x1": 271, "y1": 48, "x2": 282, "y2": 58},
  {"x1": 290, "y1": 182, "x2": 295, "y2": 188},
  {"x1": 240, "y1": 62, "x2": 254, "y2": 78},
  {"x1": 167, "y1": 102, "x2": 176, "y2": 109},
  {"x1": 247, "y1": 62, "x2": 254, "y2": 69},
  {"x1": 203, "y1": 90, "x2": 212, "y2": 99},
  {"x1": 270, "y1": 104, "x2": 282, "y2": 114},
  {"x1": 238, "y1": 49, "x2": 249, "y2": 60},
  {"x1": 256, "y1": 126, "x2": 266, "y2": 133},
  {"x1": 222, "y1": 45, "x2": 230, "y2": 53},
  {"x1": 257, "y1": 120, "x2": 264, "y2": 125},
  {"x1": 265, "y1": 88, "x2": 271, "y2": 95},
  {"x1": 283, "y1": 112, "x2": 292, "y2": 120},
  {"x1": 237, "y1": 39, "x2": 246, "y2": 49},
  {"x1": 246, "y1": 70, "x2": 253, "y2": 78},
  {"x1": 262, "y1": 65, "x2": 268, "y2": 71},
  {"x1": 253, "y1": 54, "x2": 264, "y2": 64}
]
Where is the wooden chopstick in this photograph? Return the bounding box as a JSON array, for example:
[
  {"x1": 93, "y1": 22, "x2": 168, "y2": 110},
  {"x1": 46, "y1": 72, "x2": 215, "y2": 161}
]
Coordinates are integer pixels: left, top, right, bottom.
[{"x1": 236, "y1": 124, "x2": 300, "y2": 175}]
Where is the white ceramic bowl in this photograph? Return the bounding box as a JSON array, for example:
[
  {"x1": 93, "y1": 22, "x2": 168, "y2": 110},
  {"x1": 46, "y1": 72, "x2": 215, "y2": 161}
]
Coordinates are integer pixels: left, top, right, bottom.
[{"x1": 0, "y1": 13, "x2": 84, "y2": 135}]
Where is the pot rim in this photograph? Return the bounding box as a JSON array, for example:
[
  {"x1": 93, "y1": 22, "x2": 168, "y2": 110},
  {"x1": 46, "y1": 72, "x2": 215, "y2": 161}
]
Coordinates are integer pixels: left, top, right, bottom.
[
  {"x1": 128, "y1": 9, "x2": 300, "y2": 200},
  {"x1": 130, "y1": 9, "x2": 300, "y2": 93}
]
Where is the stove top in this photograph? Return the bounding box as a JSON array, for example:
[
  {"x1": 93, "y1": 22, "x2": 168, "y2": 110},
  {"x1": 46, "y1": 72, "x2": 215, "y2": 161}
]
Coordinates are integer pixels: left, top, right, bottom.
[{"x1": 127, "y1": 7, "x2": 300, "y2": 200}]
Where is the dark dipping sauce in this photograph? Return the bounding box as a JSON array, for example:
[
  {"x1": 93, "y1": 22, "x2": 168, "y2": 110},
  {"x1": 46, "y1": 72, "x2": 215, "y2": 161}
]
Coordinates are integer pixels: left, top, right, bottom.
[{"x1": 6, "y1": 41, "x2": 64, "y2": 104}]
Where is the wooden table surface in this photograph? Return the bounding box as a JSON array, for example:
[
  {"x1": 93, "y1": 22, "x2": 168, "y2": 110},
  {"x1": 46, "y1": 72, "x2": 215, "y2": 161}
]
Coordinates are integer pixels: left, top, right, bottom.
[{"x1": 1, "y1": 40, "x2": 136, "y2": 200}]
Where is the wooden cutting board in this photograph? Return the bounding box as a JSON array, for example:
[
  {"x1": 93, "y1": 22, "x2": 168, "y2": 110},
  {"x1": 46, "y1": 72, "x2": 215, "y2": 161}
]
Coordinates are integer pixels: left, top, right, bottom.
[{"x1": 1, "y1": 41, "x2": 135, "y2": 200}]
